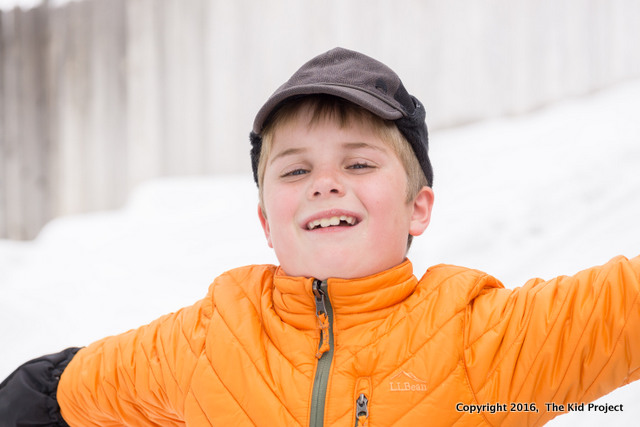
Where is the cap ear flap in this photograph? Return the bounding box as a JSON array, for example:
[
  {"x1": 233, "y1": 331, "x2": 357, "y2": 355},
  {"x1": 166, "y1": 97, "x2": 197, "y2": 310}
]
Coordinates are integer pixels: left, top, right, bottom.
[
  {"x1": 395, "y1": 96, "x2": 433, "y2": 187},
  {"x1": 250, "y1": 131, "x2": 263, "y2": 186}
]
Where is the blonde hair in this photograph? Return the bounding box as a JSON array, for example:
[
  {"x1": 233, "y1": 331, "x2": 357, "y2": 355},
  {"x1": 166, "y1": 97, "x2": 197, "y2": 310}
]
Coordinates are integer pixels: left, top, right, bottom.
[{"x1": 257, "y1": 95, "x2": 427, "y2": 204}]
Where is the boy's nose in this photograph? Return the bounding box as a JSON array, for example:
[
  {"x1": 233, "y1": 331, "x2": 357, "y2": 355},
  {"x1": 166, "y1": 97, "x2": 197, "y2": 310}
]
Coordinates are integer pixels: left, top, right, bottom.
[{"x1": 308, "y1": 170, "x2": 345, "y2": 199}]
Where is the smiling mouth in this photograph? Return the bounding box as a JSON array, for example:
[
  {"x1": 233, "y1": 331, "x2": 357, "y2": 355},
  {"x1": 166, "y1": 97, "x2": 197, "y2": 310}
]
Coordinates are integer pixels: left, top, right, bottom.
[{"x1": 306, "y1": 215, "x2": 358, "y2": 230}]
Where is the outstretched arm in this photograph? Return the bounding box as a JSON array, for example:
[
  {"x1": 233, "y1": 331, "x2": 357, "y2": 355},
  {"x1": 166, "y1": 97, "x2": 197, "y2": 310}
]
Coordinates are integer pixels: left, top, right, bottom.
[
  {"x1": 57, "y1": 292, "x2": 213, "y2": 426},
  {"x1": 0, "y1": 283, "x2": 214, "y2": 427},
  {"x1": 465, "y1": 255, "x2": 640, "y2": 426}
]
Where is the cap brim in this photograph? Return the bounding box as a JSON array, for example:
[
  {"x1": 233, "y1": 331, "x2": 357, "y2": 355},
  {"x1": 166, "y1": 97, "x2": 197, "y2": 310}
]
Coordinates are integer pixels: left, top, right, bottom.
[{"x1": 252, "y1": 83, "x2": 404, "y2": 134}]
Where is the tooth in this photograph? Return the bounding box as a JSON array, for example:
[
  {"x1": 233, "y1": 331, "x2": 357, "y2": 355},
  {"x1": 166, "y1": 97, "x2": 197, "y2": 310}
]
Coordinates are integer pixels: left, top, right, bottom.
[{"x1": 308, "y1": 215, "x2": 357, "y2": 229}]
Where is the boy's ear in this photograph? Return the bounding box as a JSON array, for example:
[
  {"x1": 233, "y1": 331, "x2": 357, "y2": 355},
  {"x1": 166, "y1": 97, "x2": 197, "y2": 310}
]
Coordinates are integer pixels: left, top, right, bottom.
[
  {"x1": 257, "y1": 204, "x2": 273, "y2": 248},
  {"x1": 409, "y1": 186, "x2": 434, "y2": 237}
]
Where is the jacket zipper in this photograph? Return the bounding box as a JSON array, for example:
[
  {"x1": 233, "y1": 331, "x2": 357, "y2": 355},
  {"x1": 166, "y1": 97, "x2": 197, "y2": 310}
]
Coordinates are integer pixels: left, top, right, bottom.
[
  {"x1": 309, "y1": 279, "x2": 335, "y2": 427},
  {"x1": 355, "y1": 393, "x2": 369, "y2": 426}
]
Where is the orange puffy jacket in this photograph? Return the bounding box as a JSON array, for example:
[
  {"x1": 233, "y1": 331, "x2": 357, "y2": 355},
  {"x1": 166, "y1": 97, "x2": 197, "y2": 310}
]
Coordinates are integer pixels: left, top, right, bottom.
[{"x1": 58, "y1": 256, "x2": 640, "y2": 426}]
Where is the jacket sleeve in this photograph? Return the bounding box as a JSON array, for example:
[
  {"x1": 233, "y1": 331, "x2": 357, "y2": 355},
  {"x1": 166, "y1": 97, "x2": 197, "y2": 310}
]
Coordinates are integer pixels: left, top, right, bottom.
[
  {"x1": 56, "y1": 287, "x2": 214, "y2": 427},
  {"x1": 464, "y1": 255, "x2": 640, "y2": 426},
  {"x1": 0, "y1": 347, "x2": 81, "y2": 427}
]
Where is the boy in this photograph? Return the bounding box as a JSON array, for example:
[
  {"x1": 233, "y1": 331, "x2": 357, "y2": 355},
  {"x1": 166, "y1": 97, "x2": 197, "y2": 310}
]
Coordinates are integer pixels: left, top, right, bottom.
[{"x1": 1, "y1": 47, "x2": 639, "y2": 426}]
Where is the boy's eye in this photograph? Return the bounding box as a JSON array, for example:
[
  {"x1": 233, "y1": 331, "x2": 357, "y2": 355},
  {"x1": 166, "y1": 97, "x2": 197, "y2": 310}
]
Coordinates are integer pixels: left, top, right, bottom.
[
  {"x1": 347, "y1": 162, "x2": 374, "y2": 170},
  {"x1": 282, "y1": 168, "x2": 309, "y2": 177}
]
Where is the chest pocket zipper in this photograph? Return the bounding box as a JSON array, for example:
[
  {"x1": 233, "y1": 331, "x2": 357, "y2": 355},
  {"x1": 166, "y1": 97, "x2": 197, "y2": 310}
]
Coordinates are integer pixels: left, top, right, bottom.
[
  {"x1": 355, "y1": 393, "x2": 369, "y2": 426},
  {"x1": 354, "y1": 377, "x2": 371, "y2": 426}
]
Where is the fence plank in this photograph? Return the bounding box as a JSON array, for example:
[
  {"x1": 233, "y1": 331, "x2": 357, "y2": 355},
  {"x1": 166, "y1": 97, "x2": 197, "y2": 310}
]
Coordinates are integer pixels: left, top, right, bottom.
[
  {"x1": 158, "y1": 0, "x2": 206, "y2": 176},
  {"x1": 52, "y1": 1, "x2": 91, "y2": 218},
  {"x1": 1, "y1": 9, "x2": 23, "y2": 240},
  {"x1": 125, "y1": 0, "x2": 162, "y2": 189},
  {"x1": 86, "y1": 0, "x2": 127, "y2": 211},
  {"x1": 46, "y1": 4, "x2": 64, "y2": 219},
  {"x1": 20, "y1": 5, "x2": 50, "y2": 240}
]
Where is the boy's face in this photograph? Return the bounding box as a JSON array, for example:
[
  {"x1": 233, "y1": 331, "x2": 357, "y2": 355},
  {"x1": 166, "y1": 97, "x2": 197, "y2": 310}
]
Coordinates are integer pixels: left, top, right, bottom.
[{"x1": 258, "y1": 108, "x2": 434, "y2": 280}]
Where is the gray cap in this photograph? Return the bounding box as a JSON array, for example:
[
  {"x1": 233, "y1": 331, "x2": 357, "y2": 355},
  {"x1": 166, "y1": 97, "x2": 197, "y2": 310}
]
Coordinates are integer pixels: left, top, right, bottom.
[{"x1": 250, "y1": 47, "x2": 432, "y2": 186}]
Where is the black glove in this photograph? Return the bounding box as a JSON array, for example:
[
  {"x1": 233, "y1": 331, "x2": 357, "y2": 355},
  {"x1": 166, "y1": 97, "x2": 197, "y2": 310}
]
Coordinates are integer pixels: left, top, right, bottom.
[{"x1": 0, "y1": 347, "x2": 81, "y2": 427}]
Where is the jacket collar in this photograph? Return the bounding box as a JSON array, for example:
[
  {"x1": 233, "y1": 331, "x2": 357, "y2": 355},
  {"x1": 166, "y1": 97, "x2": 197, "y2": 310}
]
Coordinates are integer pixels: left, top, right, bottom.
[{"x1": 271, "y1": 259, "x2": 418, "y2": 330}]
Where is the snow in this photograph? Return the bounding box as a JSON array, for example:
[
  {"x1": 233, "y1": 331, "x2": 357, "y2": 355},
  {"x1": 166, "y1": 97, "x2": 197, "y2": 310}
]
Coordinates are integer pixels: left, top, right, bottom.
[{"x1": 1, "y1": 79, "x2": 640, "y2": 425}]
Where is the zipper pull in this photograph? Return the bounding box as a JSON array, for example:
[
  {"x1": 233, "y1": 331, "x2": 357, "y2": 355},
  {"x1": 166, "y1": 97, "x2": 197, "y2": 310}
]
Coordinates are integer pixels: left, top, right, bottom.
[
  {"x1": 313, "y1": 279, "x2": 327, "y2": 315},
  {"x1": 313, "y1": 280, "x2": 330, "y2": 359},
  {"x1": 355, "y1": 393, "x2": 369, "y2": 426}
]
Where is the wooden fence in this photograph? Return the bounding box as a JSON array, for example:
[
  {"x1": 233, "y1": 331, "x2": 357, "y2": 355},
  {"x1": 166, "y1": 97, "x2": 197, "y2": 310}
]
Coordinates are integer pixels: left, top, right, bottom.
[{"x1": 2, "y1": 0, "x2": 640, "y2": 239}]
